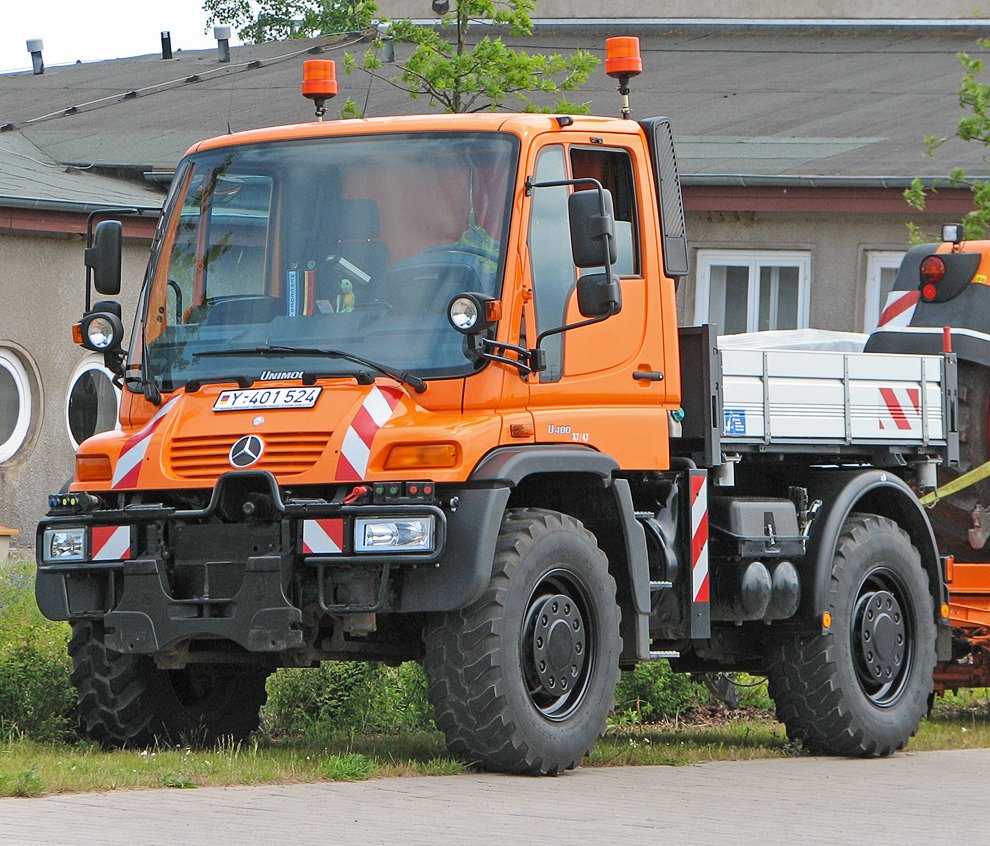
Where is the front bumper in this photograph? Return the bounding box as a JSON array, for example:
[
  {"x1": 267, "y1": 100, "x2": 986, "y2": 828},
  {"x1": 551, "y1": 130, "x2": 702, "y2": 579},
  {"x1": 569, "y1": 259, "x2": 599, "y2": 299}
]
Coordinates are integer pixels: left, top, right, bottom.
[{"x1": 36, "y1": 472, "x2": 506, "y2": 656}]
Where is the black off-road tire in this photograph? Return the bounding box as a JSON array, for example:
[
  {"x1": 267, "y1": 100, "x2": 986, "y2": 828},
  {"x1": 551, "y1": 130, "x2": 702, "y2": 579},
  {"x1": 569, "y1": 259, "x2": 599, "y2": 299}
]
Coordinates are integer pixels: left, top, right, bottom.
[
  {"x1": 767, "y1": 514, "x2": 936, "y2": 756},
  {"x1": 928, "y1": 361, "x2": 990, "y2": 561},
  {"x1": 69, "y1": 620, "x2": 269, "y2": 747},
  {"x1": 423, "y1": 509, "x2": 622, "y2": 775}
]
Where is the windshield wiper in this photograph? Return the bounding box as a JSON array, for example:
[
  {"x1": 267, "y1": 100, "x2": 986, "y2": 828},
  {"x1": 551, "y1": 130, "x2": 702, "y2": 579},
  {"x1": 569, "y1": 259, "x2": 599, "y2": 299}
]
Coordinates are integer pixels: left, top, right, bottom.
[{"x1": 192, "y1": 344, "x2": 427, "y2": 393}]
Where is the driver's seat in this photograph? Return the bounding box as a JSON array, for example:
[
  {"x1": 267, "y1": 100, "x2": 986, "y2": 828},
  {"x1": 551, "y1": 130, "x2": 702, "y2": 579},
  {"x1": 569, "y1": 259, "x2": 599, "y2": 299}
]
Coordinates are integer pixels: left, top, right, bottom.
[{"x1": 335, "y1": 198, "x2": 389, "y2": 286}]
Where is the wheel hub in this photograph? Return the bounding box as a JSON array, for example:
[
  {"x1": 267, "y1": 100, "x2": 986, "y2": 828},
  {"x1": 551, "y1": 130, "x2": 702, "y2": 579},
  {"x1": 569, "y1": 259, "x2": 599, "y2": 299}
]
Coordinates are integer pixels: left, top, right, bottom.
[
  {"x1": 856, "y1": 589, "x2": 905, "y2": 684},
  {"x1": 531, "y1": 593, "x2": 585, "y2": 694}
]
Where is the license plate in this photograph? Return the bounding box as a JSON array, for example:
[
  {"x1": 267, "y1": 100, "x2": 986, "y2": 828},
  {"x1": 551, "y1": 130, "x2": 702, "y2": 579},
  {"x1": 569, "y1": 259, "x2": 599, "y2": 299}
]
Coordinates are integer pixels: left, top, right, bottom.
[{"x1": 213, "y1": 386, "x2": 322, "y2": 411}]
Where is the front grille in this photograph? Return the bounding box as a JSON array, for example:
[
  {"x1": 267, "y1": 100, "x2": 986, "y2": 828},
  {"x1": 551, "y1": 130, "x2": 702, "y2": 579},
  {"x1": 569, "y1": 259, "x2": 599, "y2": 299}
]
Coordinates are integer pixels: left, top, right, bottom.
[{"x1": 168, "y1": 432, "x2": 332, "y2": 480}]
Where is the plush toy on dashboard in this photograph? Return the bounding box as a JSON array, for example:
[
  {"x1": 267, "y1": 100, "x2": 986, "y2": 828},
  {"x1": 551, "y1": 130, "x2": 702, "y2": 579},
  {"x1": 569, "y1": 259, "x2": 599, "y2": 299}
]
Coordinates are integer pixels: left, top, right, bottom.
[{"x1": 337, "y1": 278, "x2": 355, "y2": 313}]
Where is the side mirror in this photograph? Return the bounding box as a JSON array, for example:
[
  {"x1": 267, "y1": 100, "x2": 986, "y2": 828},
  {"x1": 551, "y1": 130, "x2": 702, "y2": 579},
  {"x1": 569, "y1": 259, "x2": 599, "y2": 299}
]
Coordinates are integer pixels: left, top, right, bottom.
[
  {"x1": 568, "y1": 189, "x2": 617, "y2": 269},
  {"x1": 577, "y1": 272, "x2": 622, "y2": 318},
  {"x1": 85, "y1": 220, "x2": 122, "y2": 296}
]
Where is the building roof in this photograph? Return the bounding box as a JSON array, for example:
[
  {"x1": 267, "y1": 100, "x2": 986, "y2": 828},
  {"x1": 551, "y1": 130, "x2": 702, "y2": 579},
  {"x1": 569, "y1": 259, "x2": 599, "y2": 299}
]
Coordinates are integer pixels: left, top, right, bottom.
[
  {"x1": 0, "y1": 132, "x2": 164, "y2": 212},
  {"x1": 1, "y1": 22, "x2": 989, "y2": 209}
]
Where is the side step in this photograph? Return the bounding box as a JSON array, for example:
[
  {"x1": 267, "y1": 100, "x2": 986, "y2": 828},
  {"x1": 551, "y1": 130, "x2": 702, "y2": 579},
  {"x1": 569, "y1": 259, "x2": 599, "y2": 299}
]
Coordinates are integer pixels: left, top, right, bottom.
[{"x1": 649, "y1": 650, "x2": 680, "y2": 660}]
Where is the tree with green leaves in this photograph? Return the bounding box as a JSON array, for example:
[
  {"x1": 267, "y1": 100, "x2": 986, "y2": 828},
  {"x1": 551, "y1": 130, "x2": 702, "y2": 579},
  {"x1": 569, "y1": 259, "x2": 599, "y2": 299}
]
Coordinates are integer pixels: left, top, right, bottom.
[
  {"x1": 905, "y1": 45, "x2": 990, "y2": 240},
  {"x1": 203, "y1": 0, "x2": 599, "y2": 115},
  {"x1": 203, "y1": 0, "x2": 376, "y2": 43},
  {"x1": 346, "y1": 0, "x2": 599, "y2": 115}
]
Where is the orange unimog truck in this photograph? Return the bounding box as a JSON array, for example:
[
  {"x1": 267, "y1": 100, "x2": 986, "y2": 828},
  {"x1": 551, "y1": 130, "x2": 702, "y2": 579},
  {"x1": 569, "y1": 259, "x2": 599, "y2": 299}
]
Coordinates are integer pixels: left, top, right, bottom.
[{"x1": 35, "y1": 41, "x2": 985, "y2": 774}]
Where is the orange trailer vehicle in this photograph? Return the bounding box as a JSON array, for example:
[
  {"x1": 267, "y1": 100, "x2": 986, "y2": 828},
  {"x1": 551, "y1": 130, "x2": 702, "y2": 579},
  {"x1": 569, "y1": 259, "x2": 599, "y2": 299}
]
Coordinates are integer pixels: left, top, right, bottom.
[{"x1": 34, "y1": 45, "x2": 987, "y2": 774}]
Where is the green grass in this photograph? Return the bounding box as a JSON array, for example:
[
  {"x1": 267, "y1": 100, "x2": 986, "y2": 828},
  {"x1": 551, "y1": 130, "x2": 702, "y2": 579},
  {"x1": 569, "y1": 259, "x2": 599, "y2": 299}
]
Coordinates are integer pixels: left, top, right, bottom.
[{"x1": 3, "y1": 696, "x2": 989, "y2": 797}]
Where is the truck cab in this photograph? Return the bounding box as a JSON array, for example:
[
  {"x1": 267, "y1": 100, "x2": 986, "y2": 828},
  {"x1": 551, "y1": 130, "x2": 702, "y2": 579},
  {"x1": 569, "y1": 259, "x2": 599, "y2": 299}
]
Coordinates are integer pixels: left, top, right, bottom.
[{"x1": 36, "y1": 50, "x2": 956, "y2": 775}]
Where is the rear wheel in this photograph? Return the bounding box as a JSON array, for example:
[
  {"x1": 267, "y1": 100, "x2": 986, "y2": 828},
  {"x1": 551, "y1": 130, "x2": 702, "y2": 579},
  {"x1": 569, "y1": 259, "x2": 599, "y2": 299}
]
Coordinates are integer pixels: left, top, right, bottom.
[
  {"x1": 70, "y1": 620, "x2": 269, "y2": 747},
  {"x1": 423, "y1": 509, "x2": 621, "y2": 775},
  {"x1": 767, "y1": 514, "x2": 936, "y2": 756}
]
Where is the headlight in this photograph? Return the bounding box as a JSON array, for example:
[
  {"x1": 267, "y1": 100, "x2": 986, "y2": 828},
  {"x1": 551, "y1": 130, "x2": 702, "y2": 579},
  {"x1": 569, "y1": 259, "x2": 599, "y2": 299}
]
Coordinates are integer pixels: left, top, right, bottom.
[
  {"x1": 43, "y1": 528, "x2": 86, "y2": 563},
  {"x1": 353, "y1": 516, "x2": 435, "y2": 553},
  {"x1": 447, "y1": 292, "x2": 499, "y2": 335},
  {"x1": 79, "y1": 311, "x2": 124, "y2": 352}
]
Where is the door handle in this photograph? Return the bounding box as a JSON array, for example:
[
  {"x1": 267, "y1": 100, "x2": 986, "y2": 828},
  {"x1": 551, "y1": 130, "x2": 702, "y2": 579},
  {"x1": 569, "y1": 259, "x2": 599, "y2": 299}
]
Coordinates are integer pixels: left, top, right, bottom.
[{"x1": 633, "y1": 371, "x2": 664, "y2": 382}]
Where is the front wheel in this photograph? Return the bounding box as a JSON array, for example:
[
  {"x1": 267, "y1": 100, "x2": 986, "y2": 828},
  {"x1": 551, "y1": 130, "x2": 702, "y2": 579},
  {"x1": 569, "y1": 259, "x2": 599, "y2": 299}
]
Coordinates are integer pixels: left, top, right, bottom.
[
  {"x1": 70, "y1": 621, "x2": 270, "y2": 748},
  {"x1": 423, "y1": 509, "x2": 622, "y2": 775},
  {"x1": 767, "y1": 513, "x2": 936, "y2": 756}
]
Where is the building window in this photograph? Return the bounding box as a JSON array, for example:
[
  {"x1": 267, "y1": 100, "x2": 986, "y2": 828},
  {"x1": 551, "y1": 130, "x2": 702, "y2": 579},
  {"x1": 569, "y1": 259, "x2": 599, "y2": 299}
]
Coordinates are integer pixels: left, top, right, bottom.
[
  {"x1": 864, "y1": 250, "x2": 906, "y2": 332},
  {"x1": 0, "y1": 348, "x2": 31, "y2": 463},
  {"x1": 694, "y1": 250, "x2": 811, "y2": 335},
  {"x1": 66, "y1": 356, "x2": 120, "y2": 450}
]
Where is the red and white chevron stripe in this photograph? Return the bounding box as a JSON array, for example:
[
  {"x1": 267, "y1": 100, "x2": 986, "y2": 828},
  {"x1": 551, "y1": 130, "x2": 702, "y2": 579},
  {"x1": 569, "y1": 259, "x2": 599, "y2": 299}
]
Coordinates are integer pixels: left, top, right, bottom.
[
  {"x1": 879, "y1": 386, "x2": 921, "y2": 433},
  {"x1": 91, "y1": 525, "x2": 131, "y2": 561},
  {"x1": 112, "y1": 396, "x2": 180, "y2": 489},
  {"x1": 690, "y1": 473, "x2": 710, "y2": 603},
  {"x1": 335, "y1": 386, "x2": 403, "y2": 480},
  {"x1": 302, "y1": 518, "x2": 344, "y2": 555},
  {"x1": 877, "y1": 290, "x2": 919, "y2": 328}
]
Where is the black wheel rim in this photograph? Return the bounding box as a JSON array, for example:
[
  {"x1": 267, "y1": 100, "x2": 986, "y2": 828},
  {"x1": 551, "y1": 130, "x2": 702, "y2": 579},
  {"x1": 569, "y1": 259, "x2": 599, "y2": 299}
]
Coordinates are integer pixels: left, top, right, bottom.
[
  {"x1": 850, "y1": 567, "x2": 914, "y2": 707},
  {"x1": 520, "y1": 568, "x2": 596, "y2": 721},
  {"x1": 168, "y1": 665, "x2": 230, "y2": 718}
]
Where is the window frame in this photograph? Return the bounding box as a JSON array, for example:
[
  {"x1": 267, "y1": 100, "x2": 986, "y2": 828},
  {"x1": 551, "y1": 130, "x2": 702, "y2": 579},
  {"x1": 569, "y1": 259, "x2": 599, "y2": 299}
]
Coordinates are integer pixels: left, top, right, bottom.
[
  {"x1": 693, "y1": 249, "x2": 812, "y2": 334},
  {"x1": 864, "y1": 250, "x2": 906, "y2": 333},
  {"x1": 0, "y1": 348, "x2": 32, "y2": 463}
]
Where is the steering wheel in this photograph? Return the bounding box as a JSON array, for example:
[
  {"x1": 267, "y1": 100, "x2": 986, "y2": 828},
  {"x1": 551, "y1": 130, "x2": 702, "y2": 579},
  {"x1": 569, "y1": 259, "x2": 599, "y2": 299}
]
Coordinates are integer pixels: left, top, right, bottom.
[
  {"x1": 199, "y1": 295, "x2": 281, "y2": 326},
  {"x1": 421, "y1": 243, "x2": 497, "y2": 261}
]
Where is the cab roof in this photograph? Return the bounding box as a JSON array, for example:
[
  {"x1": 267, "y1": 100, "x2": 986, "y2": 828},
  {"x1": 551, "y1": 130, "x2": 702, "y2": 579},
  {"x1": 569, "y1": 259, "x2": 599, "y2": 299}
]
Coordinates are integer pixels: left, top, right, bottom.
[{"x1": 186, "y1": 112, "x2": 645, "y2": 157}]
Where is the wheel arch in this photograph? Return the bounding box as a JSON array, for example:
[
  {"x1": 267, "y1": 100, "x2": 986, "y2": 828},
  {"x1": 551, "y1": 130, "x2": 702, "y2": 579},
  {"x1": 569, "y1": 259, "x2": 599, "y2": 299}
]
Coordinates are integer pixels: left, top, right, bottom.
[
  {"x1": 805, "y1": 468, "x2": 949, "y2": 654},
  {"x1": 471, "y1": 446, "x2": 650, "y2": 665}
]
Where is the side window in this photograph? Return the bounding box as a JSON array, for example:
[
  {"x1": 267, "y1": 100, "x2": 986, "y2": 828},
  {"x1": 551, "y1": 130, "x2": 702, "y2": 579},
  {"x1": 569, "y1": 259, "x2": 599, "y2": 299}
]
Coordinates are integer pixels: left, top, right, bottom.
[
  {"x1": 570, "y1": 147, "x2": 639, "y2": 277},
  {"x1": 201, "y1": 174, "x2": 274, "y2": 299},
  {"x1": 528, "y1": 147, "x2": 574, "y2": 382},
  {"x1": 157, "y1": 171, "x2": 275, "y2": 327}
]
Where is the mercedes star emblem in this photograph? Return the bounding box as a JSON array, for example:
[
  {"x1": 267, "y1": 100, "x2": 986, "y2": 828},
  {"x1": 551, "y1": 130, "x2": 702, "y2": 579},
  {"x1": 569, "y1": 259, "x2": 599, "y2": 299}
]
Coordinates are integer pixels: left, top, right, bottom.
[{"x1": 229, "y1": 435, "x2": 264, "y2": 468}]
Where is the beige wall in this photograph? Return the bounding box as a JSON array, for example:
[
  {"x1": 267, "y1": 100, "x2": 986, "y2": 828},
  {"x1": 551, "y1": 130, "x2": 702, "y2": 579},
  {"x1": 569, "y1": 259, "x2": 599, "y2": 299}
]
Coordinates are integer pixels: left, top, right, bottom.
[
  {"x1": 0, "y1": 230, "x2": 146, "y2": 545},
  {"x1": 378, "y1": 1, "x2": 987, "y2": 19},
  {"x1": 681, "y1": 210, "x2": 913, "y2": 333}
]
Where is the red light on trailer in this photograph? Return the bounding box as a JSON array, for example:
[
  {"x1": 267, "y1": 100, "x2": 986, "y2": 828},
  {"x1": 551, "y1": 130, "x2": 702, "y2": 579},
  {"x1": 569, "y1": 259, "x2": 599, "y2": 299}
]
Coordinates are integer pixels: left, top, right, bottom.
[
  {"x1": 920, "y1": 255, "x2": 946, "y2": 285},
  {"x1": 605, "y1": 37, "x2": 642, "y2": 78},
  {"x1": 919, "y1": 255, "x2": 946, "y2": 300}
]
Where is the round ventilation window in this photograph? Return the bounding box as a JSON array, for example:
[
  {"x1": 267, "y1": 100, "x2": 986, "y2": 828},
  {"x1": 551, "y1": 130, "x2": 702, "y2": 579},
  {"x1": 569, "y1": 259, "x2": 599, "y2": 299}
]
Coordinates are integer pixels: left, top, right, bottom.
[
  {"x1": 66, "y1": 357, "x2": 120, "y2": 449},
  {"x1": 0, "y1": 349, "x2": 31, "y2": 463}
]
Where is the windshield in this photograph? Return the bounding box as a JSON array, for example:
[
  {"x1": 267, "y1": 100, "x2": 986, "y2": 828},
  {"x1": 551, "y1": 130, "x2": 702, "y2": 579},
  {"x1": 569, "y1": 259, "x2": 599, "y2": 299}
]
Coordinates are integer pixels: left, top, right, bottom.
[{"x1": 135, "y1": 132, "x2": 517, "y2": 390}]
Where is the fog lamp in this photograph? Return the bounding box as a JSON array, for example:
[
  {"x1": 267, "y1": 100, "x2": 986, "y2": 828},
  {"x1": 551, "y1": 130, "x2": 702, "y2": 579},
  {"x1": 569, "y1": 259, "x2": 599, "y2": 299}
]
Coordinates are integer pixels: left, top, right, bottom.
[
  {"x1": 353, "y1": 516, "x2": 435, "y2": 553},
  {"x1": 43, "y1": 527, "x2": 86, "y2": 562}
]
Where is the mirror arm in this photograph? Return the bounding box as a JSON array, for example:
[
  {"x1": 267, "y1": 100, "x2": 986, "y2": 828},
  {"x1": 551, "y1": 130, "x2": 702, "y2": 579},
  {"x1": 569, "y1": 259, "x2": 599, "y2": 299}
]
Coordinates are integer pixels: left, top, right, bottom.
[
  {"x1": 467, "y1": 336, "x2": 547, "y2": 375},
  {"x1": 533, "y1": 303, "x2": 617, "y2": 354}
]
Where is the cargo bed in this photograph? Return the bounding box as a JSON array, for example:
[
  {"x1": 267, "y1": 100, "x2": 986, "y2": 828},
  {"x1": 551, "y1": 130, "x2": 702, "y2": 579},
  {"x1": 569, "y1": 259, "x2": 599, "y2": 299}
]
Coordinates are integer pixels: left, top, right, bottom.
[{"x1": 676, "y1": 326, "x2": 958, "y2": 466}]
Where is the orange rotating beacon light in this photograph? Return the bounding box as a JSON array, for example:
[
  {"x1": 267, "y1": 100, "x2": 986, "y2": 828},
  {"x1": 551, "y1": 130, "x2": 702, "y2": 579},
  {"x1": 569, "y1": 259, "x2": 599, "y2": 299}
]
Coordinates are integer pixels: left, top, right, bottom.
[
  {"x1": 302, "y1": 60, "x2": 338, "y2": 121},
  {"x1": 604, "y1": 37, "x2": 642, "y2": 119}
]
